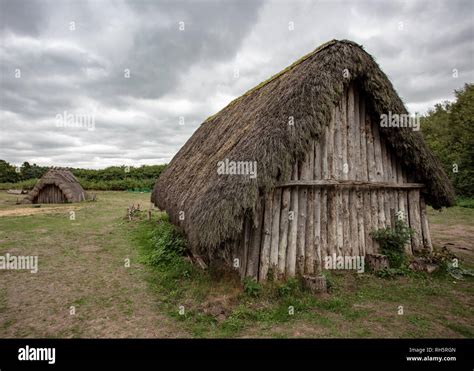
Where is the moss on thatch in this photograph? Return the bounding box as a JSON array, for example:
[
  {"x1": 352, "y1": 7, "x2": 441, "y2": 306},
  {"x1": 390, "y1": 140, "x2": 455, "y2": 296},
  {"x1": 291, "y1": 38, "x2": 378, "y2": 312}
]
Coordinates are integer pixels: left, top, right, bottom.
[
  {"x1": 22, "y1": 168, "x2": 86, "y2": 204},
  {"x1": 152, "y1": 39, "x2": 455, "y2": 253}
]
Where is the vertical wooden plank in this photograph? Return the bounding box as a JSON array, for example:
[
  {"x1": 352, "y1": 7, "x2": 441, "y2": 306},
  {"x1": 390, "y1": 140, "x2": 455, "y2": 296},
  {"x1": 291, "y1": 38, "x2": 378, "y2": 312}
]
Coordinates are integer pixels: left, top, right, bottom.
[
  {"x1": 336, "y1": 188, "x2": 344, "y2": 256},
  {"x1": 408, "y1": 190, "x2": 423, "y2": 253},
  {"x1": 363, "y1": 188, "x2": 373, "y2": 254},
  {"x1": 420, "y1": 196, "x2": 433, "y2": 252},
  {"x1": 356, "y1": 188, "x2": 365, "y2": 256},
  {"x1": 241, "y1": 217, "x2": 251, "y2": 278},
  {"x1": 313, "y1": 140, "x2": 322, "y2": 274},
  {"x1": 305, "y1": 142, "x2": 315, "y2": 274},
  {"x1": 297, "y1": 155, "x2": 311, "y2": 275},
  {"x1": 314, "y1": 187, "x2": 322, "y2": 274},
  {"x1": 340, "y1": 90, "x2": 351, "y2": 256},
  {"x1": 349, "y1": 189, "x2": 359, "y2": 256},
  {"x1": 390, "y1": 151, "x2": 398, "y2": 226},
  {"x1": 399, "y1": 190, "x2": 411, "y2": 255},
  {"x1": 327, "y1": 187, "x2": 337, "y2": 257},
  {"x1": 320, "y1": 188, "x2": 328, "y2": 260},
  {"x1": 247, "y1": 197, "x2": 264, "y2": 279},
  {"x1": 305, "y1": 189, "x2": 314, "y2": 274},
  {"x1": 380, "y1": 138, "x2": 390, "y2": 229},
  {"x1": 359, "y1": 91, "x2": 368, "y2": 181},
  {"x1": 334, "y1": 103, "x2": 342, "y2": 179},
  {"x1": 327, "y1": 109, "x2": 335, "y2": 179},
  {"x1": 396, "y1": 160, "x2": 412, "y2": 254},
  {"x1": 269, "y1": 188, "x2": 282, "y2": 277},
  {"x1": 340, "y1": 91, "x2": 348, "y2": 181},
  {"x1": 366, "y1": 109, "x2": 376, "y2": 182},
  {"x1": 373, "y1": 121, "x2": 386, "y2": 229},
  {"x1": 278, "y1": 188, "x2": 291, "y2": 277},
  {"x1": 259, "y1": 193, "x2": 273, "y2": 281},
  {"x1": 347, "y1": 83, "x2": 356, "y2": 180},
  {"x1": 322, "y1": 126, "x2": 329, "y2": 179},
  {"x1": 286, "y1": 164, "x2": 299, "y2": 276},
  {"x1": 353, "y1": 85, "x2": 364, "y2": 257},
  {"x1": 389, "y1": 148, "x2": 396, "y2": 182},
  {"x1": 353, "y1": 85, "x2": 361, "y2": 181},
  {"x1": 384, "y1": 141, "x2": 392, "y2": 182},
  {"x1": 360, "y1": 95, "x2": 372, "y2": 254},
  {"x1": 319, "y1": 121, "x2": 328, "y2": 263},
  {"x1": 365, "y1": 105, "x2": 379, "y2": 252},
  {"x1": 372, "y1": 116, "x2": 384, "y2": 181}
]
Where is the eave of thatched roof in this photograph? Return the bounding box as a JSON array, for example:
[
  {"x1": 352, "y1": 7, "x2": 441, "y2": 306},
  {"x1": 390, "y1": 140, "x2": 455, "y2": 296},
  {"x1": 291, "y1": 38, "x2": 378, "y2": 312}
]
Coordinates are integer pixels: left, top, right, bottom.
[
  {"x1": 22, "y1": 168, "x2": 86, "y2": 203},
  {"x1": 152, "y1": 39, "x2": 455, "y2": 252}
]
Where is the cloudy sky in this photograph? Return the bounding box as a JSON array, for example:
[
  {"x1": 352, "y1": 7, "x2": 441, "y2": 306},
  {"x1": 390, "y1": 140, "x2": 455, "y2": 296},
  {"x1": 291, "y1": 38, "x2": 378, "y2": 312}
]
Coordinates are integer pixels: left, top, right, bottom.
[{"x1": 1, "y1": 0, "x2": 472, "y2": 169}]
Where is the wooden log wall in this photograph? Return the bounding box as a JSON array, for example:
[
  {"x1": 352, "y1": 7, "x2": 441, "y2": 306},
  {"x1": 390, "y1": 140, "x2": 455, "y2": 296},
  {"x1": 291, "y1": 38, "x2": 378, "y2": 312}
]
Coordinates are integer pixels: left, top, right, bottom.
[
  {"x1": 230, "y1": 82, "x2": 433, "y2": 281},
  {"x1": 35, "y1": 184, "x2": 67, "y2": 204}
]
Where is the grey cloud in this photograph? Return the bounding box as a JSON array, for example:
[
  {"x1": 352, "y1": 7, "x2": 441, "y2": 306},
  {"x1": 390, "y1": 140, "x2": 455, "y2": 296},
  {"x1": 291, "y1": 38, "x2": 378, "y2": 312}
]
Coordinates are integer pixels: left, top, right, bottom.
[
  {"x1": 0, "y1": 0, "x2": 472, "y2": 168},
  {"x1": 0, "y1": 0, "x2": 46, "y2": 35}
]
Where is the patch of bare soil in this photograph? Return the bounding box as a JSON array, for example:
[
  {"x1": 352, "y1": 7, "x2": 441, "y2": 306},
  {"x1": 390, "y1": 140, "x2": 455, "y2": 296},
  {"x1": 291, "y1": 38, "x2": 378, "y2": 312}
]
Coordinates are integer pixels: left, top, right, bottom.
[
  {"x1": 0, "y1": 205, "x2": 81, "y2": 217},
  {"x1": 430, "y1": 224, "x2": 474, "y2": 264}
]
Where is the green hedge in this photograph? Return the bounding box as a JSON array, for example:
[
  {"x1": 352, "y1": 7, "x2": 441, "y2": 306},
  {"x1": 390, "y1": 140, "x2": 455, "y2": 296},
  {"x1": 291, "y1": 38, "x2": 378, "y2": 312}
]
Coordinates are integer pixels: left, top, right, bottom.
[{"x1": 0, "y1": 178, "x2": 156, "y2": 191}]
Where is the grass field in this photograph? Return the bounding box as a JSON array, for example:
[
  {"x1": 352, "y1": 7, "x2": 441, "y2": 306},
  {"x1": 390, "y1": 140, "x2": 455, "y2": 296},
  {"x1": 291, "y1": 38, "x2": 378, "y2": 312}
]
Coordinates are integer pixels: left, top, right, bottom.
[{"x1": 0, "y1": 191, "x2": 472, "y2": 338}]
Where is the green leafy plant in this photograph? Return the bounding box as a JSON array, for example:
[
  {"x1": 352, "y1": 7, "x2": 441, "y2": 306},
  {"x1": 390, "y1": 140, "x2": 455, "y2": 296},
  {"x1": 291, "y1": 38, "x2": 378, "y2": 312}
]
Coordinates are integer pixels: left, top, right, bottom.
[
  {"x1": 277, "y1": 277, "x2": 300, "y2": 298},
  {"x1": 243, "y1": 278, "x2": 262, "y2": 298},
  {"x1": 375, "y1": 267, "x2": 407, "y2": 279},
  {"x1": 370, "y1": 219, "x2": 414, "y2": 269},
  {"x1": 146, "y1": 214, "x2": 187, "y2": 267},
  {"x1": 446, "y1": 262, "x2": 474, "y2": 280}
]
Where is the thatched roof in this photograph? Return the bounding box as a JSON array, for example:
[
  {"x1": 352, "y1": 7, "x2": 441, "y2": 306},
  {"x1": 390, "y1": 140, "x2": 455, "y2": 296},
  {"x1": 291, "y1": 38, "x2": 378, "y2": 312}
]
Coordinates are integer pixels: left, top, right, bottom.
[
  {"x1": 22, "y1": 168, "x2": 86, "y2": 203},
  {"x1": 152, "y1": 39, "x2": 455, "y2": 252}
]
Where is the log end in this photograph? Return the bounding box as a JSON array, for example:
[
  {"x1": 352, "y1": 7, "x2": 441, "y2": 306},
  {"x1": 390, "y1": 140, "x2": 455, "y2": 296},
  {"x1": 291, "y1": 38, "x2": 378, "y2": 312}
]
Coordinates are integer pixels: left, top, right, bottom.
[
  {"x1": 366, "y1": 253, "x2": 390, "y2": 272},
  {"x1": 302, "y1": 274, "x2": 327, "y2": 294}
]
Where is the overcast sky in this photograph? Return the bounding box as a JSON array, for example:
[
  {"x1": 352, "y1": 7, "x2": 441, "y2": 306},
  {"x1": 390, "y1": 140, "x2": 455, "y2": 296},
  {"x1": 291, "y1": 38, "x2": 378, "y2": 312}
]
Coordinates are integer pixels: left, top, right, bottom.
[{"x1": 1, "y1": 0, "x2": 473, "y2": 169}]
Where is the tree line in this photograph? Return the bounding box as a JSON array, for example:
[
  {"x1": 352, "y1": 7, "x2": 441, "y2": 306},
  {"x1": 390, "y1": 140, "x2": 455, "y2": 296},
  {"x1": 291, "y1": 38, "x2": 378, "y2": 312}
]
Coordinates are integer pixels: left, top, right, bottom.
[
  {"x1": 421, "y1": 83, "x2": 473, "y2": 198},
  {"x1": 0, "y1": 162, "x2": 166, "y2": 191}
]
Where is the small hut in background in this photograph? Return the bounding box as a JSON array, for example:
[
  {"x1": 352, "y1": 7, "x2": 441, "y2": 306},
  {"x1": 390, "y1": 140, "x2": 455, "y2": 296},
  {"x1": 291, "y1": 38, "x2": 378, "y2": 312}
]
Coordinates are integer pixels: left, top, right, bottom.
[
  {"x1": 152, "y1": 40, "x2": 455, "y2": 281},
  {"x1": 22, "y1": 168, "x2": 86, "y2": 204}
]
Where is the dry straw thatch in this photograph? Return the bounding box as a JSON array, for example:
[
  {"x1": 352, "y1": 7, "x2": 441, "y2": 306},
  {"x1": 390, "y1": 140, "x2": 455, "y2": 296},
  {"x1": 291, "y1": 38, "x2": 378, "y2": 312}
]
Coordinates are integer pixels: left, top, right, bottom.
[
  {"x1": 23, "y1": 168, "x2": 86, "y2": 204},
  {"x1": 152, "y1": 39, "x2": 455, "y2": 254}
]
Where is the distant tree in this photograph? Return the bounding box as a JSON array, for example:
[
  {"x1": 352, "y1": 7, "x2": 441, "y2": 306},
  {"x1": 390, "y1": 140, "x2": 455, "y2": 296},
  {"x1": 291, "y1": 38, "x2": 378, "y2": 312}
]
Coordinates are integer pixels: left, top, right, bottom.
[
  {"x1": 421, "y1": 83, "x2": 474, "y2": 197},
  {"x1": 0, "y1": 160, "x2": 20, "y2": 183}
]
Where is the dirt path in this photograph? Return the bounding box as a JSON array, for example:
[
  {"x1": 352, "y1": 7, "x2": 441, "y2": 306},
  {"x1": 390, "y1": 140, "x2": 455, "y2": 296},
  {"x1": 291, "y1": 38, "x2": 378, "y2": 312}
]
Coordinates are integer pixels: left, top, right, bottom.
[
  {"x1": 0, "y1": 191, "x2": 188, "y2": 338},
  {"x1": 0, "y1": 205, "x2": 82, "y2": 217}
]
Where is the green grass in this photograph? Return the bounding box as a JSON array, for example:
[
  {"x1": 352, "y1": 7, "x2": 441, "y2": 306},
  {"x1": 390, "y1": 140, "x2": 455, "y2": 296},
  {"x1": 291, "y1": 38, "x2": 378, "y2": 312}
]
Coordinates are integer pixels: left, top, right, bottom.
[
  {"x1": 428, "y1": 203, "x2": 474, "y2": 226},
  {"x1": 133, "y1": 212, "x2": 474, "y2": 338},
  {"x1": 456, "y1": 197, "x2": 474, "y2": 209},
  {"x1": 1, "y1": 191, "x2": 472, "y2": 338}
]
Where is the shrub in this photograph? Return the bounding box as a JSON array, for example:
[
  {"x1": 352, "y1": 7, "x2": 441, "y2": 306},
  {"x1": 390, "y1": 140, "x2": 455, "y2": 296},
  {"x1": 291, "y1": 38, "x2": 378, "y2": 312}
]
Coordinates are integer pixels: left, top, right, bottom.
[
  {"x1": 370, "y1": 219, "x2": 414, "y2": 269},
  {"x1": 456, "y1": 197, "x2": 474, "y2": 209},
  {"x1": 243, "y1": 278, "x2": 262, "y2": 298},
  {"x1": 146, "y1": 214, "x2": 187, "y2": 267},
  {"x1": 277, "y1": 277, "x2": 300, "y2": 298},
  {"x1": 0, "y1": 178, "x2": 37, "y2": 190}
]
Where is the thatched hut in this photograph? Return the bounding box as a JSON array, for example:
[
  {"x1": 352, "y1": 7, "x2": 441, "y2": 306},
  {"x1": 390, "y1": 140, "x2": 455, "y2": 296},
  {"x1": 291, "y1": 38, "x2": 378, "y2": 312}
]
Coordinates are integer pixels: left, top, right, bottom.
[
  {"x1": 23, "y1": 168, "x2": 86, "y2": 204},
  {"x1": 152, "y1": 40, "x2": 455, "y2": 281}
]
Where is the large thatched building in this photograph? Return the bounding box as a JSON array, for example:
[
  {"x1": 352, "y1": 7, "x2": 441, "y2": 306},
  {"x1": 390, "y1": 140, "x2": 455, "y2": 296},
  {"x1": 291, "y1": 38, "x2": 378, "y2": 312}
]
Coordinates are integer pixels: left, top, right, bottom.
[
  {"x1": 23, "y1": 168, "x2": 86, "y2": 204},
  {"x1": 152, "y1": 40, "x2": 454, "y2": 281}
]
